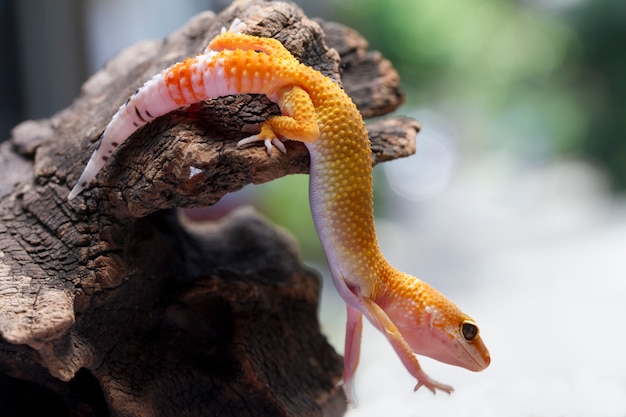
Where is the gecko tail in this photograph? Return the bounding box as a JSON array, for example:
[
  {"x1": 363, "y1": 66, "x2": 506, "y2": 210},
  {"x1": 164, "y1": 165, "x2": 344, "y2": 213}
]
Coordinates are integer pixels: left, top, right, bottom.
[
  {"x1": 67, "y1": 166, "x2": 93, "y2": 201},
  {"x1": 67, "y1": 173, "x2": 89, "y2": 201},
  {"x1": 67, "y1": 147, "x2": 106, "y2": 200}
]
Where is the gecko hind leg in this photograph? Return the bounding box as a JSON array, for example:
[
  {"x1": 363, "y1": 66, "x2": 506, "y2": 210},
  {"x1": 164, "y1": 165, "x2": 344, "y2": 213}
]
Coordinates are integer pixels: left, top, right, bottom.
[{"x1": 237, "y1": 86, "x2": 319, "y2": 154}]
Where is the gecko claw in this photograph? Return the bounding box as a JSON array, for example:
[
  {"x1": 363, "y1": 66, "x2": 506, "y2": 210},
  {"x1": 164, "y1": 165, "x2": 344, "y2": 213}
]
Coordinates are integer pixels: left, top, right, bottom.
[
  {"x1": 237, "y1": 134, "x2": 260, "y2": 149},
  {"x1": 270, "y1": 138, "x2": 287, "y2": 153}
]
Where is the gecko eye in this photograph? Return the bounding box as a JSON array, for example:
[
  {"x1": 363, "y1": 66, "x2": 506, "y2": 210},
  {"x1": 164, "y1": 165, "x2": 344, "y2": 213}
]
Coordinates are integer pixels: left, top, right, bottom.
[{"x1": 461, "y1": 321, "x2": 479, "y2": 341}]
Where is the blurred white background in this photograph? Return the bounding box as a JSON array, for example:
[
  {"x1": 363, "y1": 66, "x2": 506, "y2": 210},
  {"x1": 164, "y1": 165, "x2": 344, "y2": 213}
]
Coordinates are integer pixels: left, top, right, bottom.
[{"x1": 328, "y1": 117, "x2": 626, "y2": 416}]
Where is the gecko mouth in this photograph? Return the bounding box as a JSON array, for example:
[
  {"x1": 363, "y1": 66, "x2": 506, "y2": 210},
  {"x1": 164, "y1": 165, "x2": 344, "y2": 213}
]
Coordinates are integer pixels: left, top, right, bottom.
[{"x1": 462, "y1": 339, "x2": 491, "y2": 371}]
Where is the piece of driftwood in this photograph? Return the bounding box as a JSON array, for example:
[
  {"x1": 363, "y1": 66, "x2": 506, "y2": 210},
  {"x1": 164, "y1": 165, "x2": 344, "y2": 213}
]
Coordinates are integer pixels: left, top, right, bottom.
[{"x1": 0, "y1": 0, "x2": 419, "y2": 416}]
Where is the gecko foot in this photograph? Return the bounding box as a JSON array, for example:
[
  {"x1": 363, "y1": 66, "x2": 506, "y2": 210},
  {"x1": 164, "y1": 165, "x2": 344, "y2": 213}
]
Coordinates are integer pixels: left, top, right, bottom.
[
  {"x1": 237, "y1": 134, "x2": 286, "y2": 154},
  {"x1": 413, "y1": 376, "x2": 454, "y2": 395},
  {"x1": 237, "y1": 121, "x2": 287, "y2": 153},
  {"x1": 220, "y1": 17, "x2": 247, "y2": 34},
  {"x1": 343, "y1": 376, "x2": 358, "y2": 406}
]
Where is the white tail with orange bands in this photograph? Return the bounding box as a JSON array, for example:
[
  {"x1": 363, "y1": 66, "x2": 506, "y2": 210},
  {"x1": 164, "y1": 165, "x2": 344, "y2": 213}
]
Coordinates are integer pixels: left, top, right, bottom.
[{"x1": 67, "y1": 52, "x2": 237, "y2": 200}]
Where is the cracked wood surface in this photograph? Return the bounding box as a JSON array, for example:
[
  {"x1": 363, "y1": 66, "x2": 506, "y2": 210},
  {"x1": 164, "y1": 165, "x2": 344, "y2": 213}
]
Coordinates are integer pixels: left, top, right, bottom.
[{"x1": 0, "y1": 0, "x2": 419, "y2": 416}]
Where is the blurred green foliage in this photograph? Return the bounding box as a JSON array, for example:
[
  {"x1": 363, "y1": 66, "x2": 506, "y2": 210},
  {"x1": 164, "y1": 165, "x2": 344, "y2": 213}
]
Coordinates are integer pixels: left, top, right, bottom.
[
  {"x1": 326, "y1": 0, "x2": 626, "y2": 189},
  {"x1": 568, "y1": 0, "x2": 626, "y2": 190},
  {"x1": 255, "y1": 175, "x2": 323, "y2": 260}
]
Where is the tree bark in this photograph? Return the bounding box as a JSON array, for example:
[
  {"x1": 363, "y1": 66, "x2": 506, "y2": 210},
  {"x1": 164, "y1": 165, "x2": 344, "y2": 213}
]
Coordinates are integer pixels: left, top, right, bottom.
[{"x1": 0, "y1": 1, "x2": 419, "y2": 416}]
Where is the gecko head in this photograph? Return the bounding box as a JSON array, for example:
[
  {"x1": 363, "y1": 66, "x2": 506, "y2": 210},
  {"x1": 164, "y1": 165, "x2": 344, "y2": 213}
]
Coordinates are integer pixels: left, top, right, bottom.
[{"x1": 382, "y1": 276, "x2": 491, "y2": 372}]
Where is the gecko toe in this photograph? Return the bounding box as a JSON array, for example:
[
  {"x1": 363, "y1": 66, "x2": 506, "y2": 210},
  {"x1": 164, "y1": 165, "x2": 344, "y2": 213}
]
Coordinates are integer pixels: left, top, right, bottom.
[{"x1": 271, "y1": 138, "x2": 286, "y2": 153}]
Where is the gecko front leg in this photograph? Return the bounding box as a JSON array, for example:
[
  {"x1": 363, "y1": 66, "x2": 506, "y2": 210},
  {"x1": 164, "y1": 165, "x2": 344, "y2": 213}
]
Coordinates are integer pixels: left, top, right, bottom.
[{"x1": 359, "y1": 297, "x2": 454, "y2": 394}]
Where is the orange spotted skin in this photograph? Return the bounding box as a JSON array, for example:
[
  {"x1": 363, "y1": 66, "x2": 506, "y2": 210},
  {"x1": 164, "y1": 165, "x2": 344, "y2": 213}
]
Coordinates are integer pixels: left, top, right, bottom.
[
  {"x1": 68, "y1": 30, "x2": 490, "y2": 400},
  {"x1": 199, "y1": 33, "x2": 490, "y2": 401}
]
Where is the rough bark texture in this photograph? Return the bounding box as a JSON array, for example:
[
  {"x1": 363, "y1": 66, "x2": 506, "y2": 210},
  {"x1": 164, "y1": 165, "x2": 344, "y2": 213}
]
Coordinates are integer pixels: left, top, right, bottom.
[{"x1": 0, "y1": 1, "x2": 419, "y2": 416}]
